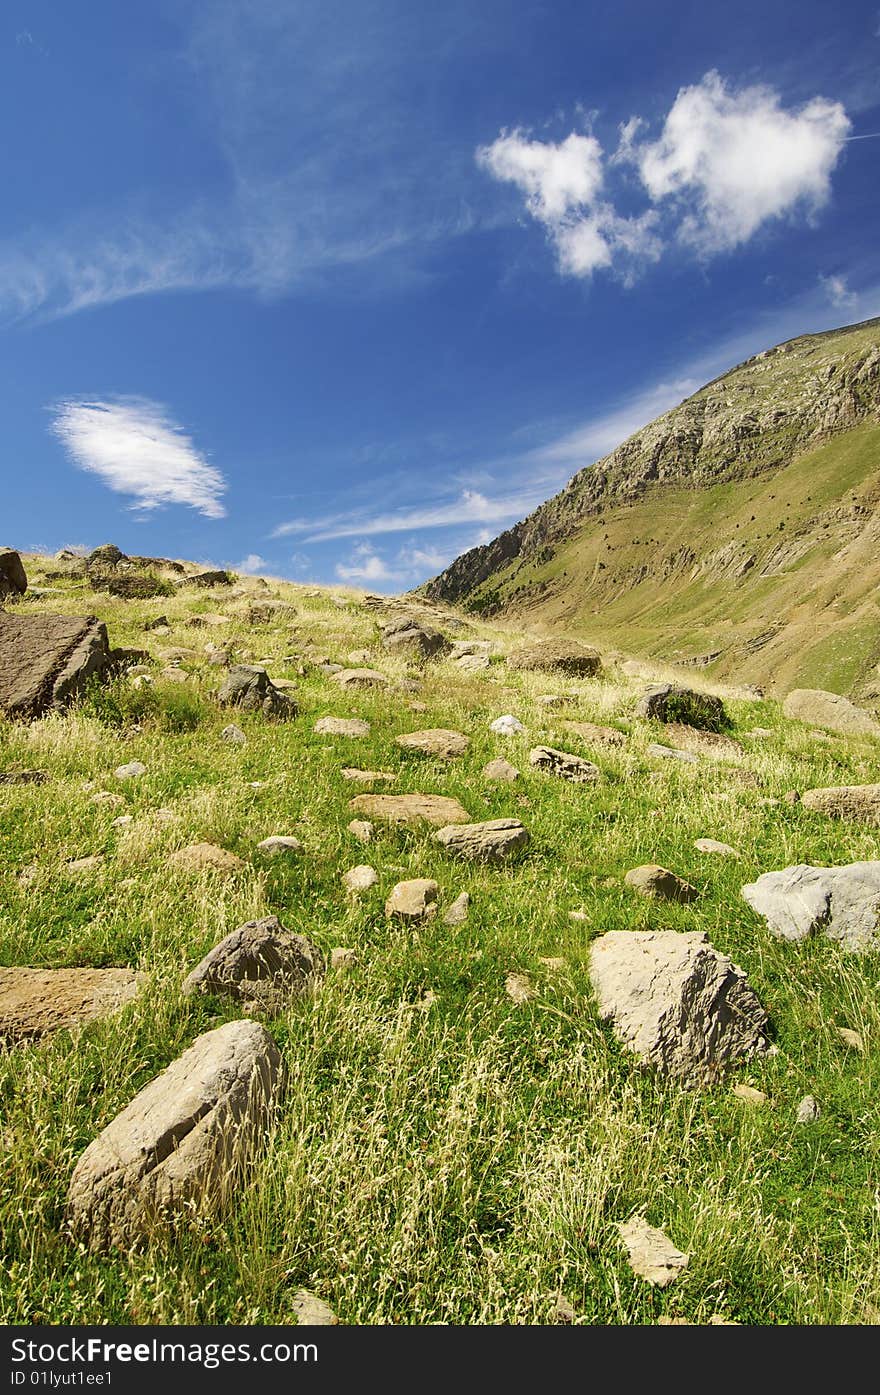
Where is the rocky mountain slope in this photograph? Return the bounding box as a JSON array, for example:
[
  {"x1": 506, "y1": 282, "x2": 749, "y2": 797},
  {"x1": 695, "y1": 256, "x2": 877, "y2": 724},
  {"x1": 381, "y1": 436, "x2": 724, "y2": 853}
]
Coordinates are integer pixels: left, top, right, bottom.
[{"x1": 420, "y1": 317, "x2": 880, "y2": 699}]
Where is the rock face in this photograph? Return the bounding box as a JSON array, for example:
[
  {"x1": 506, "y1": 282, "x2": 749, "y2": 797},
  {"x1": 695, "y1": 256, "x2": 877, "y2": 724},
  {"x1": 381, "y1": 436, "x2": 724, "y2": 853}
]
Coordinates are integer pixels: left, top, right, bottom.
[
  {"x1": 590, "y1": 930, "x2": 769, "y2": 1086},
  {"x1": 742, "y1": 862, "x2": 880, "y2": 951},
  {"x1": 801, "y1": 784, "x2": 880, "y2": 825},
  {"x1": 314, "y1": 716, "x2": 370, "y2": 737},
  {"x1": 217, "y1": 665, "x2": 297, "y2": 719},
  {"x1": 66, "y1": 1020, "x2": 283, "y2": 1249},
  {"x1": 0, "y1": 548, "x2": 27, "y2": 599},
  {"x1": 381, "y1": 617, "x2": 449, "y2": 660},
  {"x1": 624, "y1": 865, "x2": 698, "y2": 904},
  {"x1": 508, "y1": 639, "x2": 602, "y2": 676},
  {"x1": 183, "y1": 916, "x2": 324, "y2": 1010},
  {"x1": 348, "y1": 793, "x2": 471, "y2": 826},
  {"x1": 0, "y1": 968, "x2": 143, "y2": 1045},
  {"x1": 433, "y1": 818, "x2": 530, "y2": 862},
  {"x1": 783, "y1": 688, "x2": 880, "y2": 737},
  {"x1": 635, "y1": 684, "x2": 726, "y2": 731},
  {"x1": 0, "y1": 612, "x2": 110, "y2": 718},
  {"x1": 528, "y1": 746, "x2": 600, "y2": 783},
  {"x1": 395, "y1": 728, "x2": 470, "y2": 758},
  {"x1": 385, "y1": 879, "x2": 439, "y2": 920}
]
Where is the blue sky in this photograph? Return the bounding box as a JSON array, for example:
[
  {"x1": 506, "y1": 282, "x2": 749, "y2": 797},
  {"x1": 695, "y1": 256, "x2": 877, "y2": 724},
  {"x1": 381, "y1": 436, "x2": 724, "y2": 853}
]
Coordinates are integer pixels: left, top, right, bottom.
[{"x1": 2, "y1": 0, "x2": 879, "y2": 590}]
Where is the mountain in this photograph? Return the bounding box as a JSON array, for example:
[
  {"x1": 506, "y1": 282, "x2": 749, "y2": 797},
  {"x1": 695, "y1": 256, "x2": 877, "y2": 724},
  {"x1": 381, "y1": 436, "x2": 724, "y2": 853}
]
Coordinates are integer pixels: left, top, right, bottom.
[{"x1": 420, "y1": 317, "x2": 880, "y2": 698}]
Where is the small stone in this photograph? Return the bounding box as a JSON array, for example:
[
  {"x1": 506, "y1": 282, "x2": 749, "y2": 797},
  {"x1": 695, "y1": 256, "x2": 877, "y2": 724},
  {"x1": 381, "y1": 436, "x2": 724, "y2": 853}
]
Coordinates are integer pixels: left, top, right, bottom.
[
  {"x1": 221, "y1": 724, "x2": 247, "y2": 746},
  {"x1": 408, "y1": 700, "x2": 428, "y2": 712},
  {"x1": 341, "y1": 768, "x2": 398, "y2": 783},
  {"x1": 331, "y1": 668, "x2": 389, "y2": 690},
  {"x1": 314, "y1": 716, "x2": 371, "y2": 738},
  {"x1": 732, "y1": 1083, "x2": 769, "y2": 1106},
  {"x1": 256, "y1": 835, "x2": 303, "y2": 856},
  {"x1": 796, "y1": 1095, "x2": 820, "y2": 1123},
  {"x1": 624, "y1": 865, "x2": 698, "y2": 904},
  {"x1": 90, "y1": 791, "x2": 125, "y2": 807},
  {"x1": 783, "y1": 789, "x2": 801, "y2": 805},
  {"x1": 343, "y1": 865, "x2": 379, "y2": 894},
  {"x1": 66, "y1": 854, "x2": 104, "y2": 874},
  {"x1": 568, "y1": 910, "x2": 588, "y2": 922},
  {"x1": 505, "y1": 971, "x2": 534, "y2": 1004},
  {"x1": 161, "y1": 667, "x2": 190, "y2": 683},
  {"x1": 483, "y1": 757, "x2": 520, "y2": 782},
  {"x1": 348, "y1": 819, "x2": 374, "y2": 843},
  {"x1": 647, "y1": 743, "x2": 698, "y2": 764},
  {"x1": 837, "y1": 1026, "x2": 864, "y2": 1052},
  {"x1": 331, "y1": 948, "x2": 359, "y2": 970},
  {"x1": 443, "y1": 892, "x2": 470, "y2": 926},
  {"x1": 291, "y1": 1289, "x2": 339, "y2": 1325},
  {"x1": 489, "y1": 714, "x2": 524, "y2": 736},
  {"x1": 114, "y1": 761, "x2": 146, "y2": 780},
  {"x1": 618, "y1": 1216, "x2": 689, "y2": 1287},
  {"x1": 694, "y1": 838, "x2": 738, "y2": 857},
  {"x1": 111, "y1": 815, "x2": 133, "y2": 828},
  {"x1": 385, "y1": 878, "x2": 439, "y2": 920},
  {"x1": 169, "y1": 843, "x2": 244, "y2": 873},
  {"x1": 433, "y1": 818, "x2": 530, "y2": 862},
  {"x1": 535, "y1": 693, "x2": 565, "y2": 707},
  {"x1": 553, "y1": 1295, "x2": 577, "y2": 1323}
]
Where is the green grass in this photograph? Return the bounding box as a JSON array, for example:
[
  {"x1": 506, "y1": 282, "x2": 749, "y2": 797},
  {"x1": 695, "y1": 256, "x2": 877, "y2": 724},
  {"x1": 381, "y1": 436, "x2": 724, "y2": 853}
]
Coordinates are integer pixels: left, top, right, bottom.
[{"x1": 1, "y1": 559, "x2": 879, "y2": 1324}]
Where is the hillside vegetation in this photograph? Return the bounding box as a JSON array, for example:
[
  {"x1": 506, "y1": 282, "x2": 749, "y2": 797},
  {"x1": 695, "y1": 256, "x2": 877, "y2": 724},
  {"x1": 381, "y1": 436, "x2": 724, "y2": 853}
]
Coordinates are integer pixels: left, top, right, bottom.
[
  {"x1": 1, "y1": 553, "x2": 879, "y2": 1324},
  {"x1": 422, "y1": 318, "x2": 880, "y2": 700}
]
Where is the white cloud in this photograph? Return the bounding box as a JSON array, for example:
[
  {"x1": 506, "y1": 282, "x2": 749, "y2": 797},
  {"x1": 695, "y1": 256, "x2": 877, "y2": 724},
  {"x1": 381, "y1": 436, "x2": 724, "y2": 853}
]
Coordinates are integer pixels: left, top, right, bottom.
[
  {"x1": 234, "y1": 553, "x2": 267, "y2": 574},
  {"x1": 820, "y1": 273, "x2": 858, "y2": 309},
  {"x1": 477, "y1": 130, "x2": 604, "y2": 222},
  {"x1": 335, "y1": 543, "x2": 404, "y2": 584},
  {"x1": 632, "y1": 71, "x2": 851, "y2": 252},
  {"x1": 51, "y1": 397, "x2": 226, "y2": 518}
]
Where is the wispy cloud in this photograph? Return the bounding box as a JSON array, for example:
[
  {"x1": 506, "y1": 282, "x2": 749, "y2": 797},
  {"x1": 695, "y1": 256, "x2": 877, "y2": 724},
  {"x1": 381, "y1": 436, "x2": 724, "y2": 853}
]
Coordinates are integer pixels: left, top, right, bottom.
[
  {"x1": 274, "y1": 487, "x2": 548, "y2": 543},
  {"x1": 819, "y1": 272, "x2": 858, "y2": 309},
  {"x1": 50, "y1": 397, "x2": 226, "y2": 518},
  {"x1": 335, "y1": 542, "x2": 405, "y2": 584}
]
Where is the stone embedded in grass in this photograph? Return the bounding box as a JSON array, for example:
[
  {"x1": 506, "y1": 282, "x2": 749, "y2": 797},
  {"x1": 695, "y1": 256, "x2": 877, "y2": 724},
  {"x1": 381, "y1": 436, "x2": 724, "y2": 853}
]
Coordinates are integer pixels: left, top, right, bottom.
[
  {"x1": 221, "y1": 724, "x2": 247, "y2": 746},
  {"x1": 694, "y1": 838, "x2": 738, "y2": 857},
  {"x1": 218, "y1": 665, "x2": 297, "y2": 719},
  {"x1": 647, "y1": 743, "x2": 698, "y2": 764},
  {"x1": 443, "y1": 892, "x2": 470, "y2": 926},
  {"x1": 483, "y1": 757, "x2": 520, "y2": 782},
  {"x1": 489, "y1": 714, "x2": 524, "y2": 736},
  {"x1": 395, "y1": 728, "x2": 470, "y2": 759},
  {"x1": 182, "y1": 915, "x2": 324, "y2": 1011},
  {"x1": 741, "y1": 862, "x2": 880, "y2": 951},
  {"x1": 169, "y1": 843, "x2": 244, "y2": 873},
  {"x1": 331, "y1": 947, "x2": 359, "y2": 970},
  {"x1": 66, "y1": 1019, "x2": 283, "y2": 1250},
  {"x1": 66, "y1": 854, "x2": 104, "y2": 874},
  {"x1": 535, "y1": 694, "x2": 565, "y2": 708},
  {"x1": 347, "y1": 819, "x2": 374, "y2": 844},
  {"x1": 732, "y1": 1083, "x2": 769, "y2": 1106},
  {"x1": 256, "y1": 835, "x2": 303, "y2": 857},
  {"x1": 343, "y1": 865, "x2": 379, "y2": 894},
  {"x1": 528, "y1": 746, "x2": 600, "y2": 783},
  {"x1": 348, "y1": 793, "x2": 472, "y2": 827},
  {"x1": 433, "y1": 818, "x2": 530, "y2": 863},
  {"x1": 636, "y1": 684, "x2": 726, "y2": 731},
  {"x1": 114, "y1": 761, "x2": 147, "y2": 780},
  {"x1": 0, "y1": 768, "x2": 48, "y2": 785},
  {"x1": 381, "y1": 618, "x2": 449, "y2": 661},
  {"x1": 331, "y1": 668, "x2": 389, "y2": 690},
  {"x1": 837, "y1": 1026, "x2": 864, "y2": 1052},
  {"x1": 624, "y1": 865, "x2": 698, "y2": 904},
  {"x1": 385, "y1": 878, "x2": 439, "y2": 920},
  {"x1": 314, "y1": 716, "x2": 371, "y2": 738},
  {"x1": 206, "y1": 644, "x2": 231, "y2": 667},
  {"x1": 617, "y1": 1216, "x2": 689, "y2": 1287},
  {"x1": 0, "y1": 967, "x2": 144, "y2": 1045},
  {"x1": 347, "y1": 649, "x2": 371, "y2": 665},
  {"x1": 663, "y1": 724, "x2": 743, "y2": 759},
  {"x1": 160, "y1": 667, "x2": 189, "y2": 684},
  {"x1": 562, "y1": 720, "x2": 626, "y2": 748},
  {"x1": 341, "y1": 768, "x2": 398, "y2": 784},
  {"x1": 505, "y1": 971, "x2": 534, "y2": 1004},
  {"x1": 291, "y1": 1290, "x2": 338, "y2": 1326},
  {"x1": 801, "y1": 784, "x2": 880, "y2": 826},
  {"x1": 782, "y1": 688, "x2": 880, "y2": 737},
  {"x1": 111, "y1": 815, "x2": 133, "y2": 828},
  {"x1": 590, "y1": 930, "x2": 769, "y2": 1086},
  {"x1": 455, "y1": 652, "x2": 490, "y2": 673},
  {"x1": 508, "y1": 639, "x2": 602, "y2": 677},
  {"x1": 90, "y1": 791, "x2": 125, "y2": 806},
  {"x1": 796, "y1": 1095, "x2": 820, "y2": 1123}
]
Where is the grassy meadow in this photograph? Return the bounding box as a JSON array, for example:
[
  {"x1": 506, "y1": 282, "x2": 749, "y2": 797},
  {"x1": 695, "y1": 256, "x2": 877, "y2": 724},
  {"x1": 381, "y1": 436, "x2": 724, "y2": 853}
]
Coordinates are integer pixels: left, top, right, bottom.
[{"x1": 1, "y1": 555, "x2": 879, "y2": 1325}]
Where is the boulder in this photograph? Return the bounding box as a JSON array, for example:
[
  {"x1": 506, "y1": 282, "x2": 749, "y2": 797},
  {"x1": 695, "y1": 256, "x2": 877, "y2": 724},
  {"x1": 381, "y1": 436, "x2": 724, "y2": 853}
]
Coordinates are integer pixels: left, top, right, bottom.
[
  {"x1": 443, "y1": 892, "x2": 470, "y2": 926},
  {"x1": 183, "y1": 915, "x2": 324, "y2": 1010},
  {"x1": 183, "y1": 570, "x2": 232, "y2": 588},
  {"x1": 381, "y1": 618, "x2": 449, "y2": 661},
  {"x1": 562, "y1": 720, "x2": 626, "y2": 748},
  {"x1": 0, "y1": 612, "x2": 110, "y2": 718},
  {"x1": 508, "y1": 640, "x2": 602, "y2": 677},
  {"x1": 0, "y1": 967, "x2": 143, "y2": 1045},
  {"x1": 483, "y1": 757, "x2": 520, "y2": 782},
  {"x1": 782, "y1": 688, "x2": 880, "y2": 738},
  {"x1": 314, "y1": 716, "x2": 370, "y2": 738},
  {"x1": 801, "y1": 784, "x2": 880, "y2": 825},
  {"x1": 590, "y1": 930, "x2": 769, "y2": 1086},
  {"x1": 86, "y1": 544, "x2": 125, "y2": 569},
  {"x1": 635, "y1": 684, "x2": 726, "y2": 731},
  {"x1": 331, "y1": 668, "x2": 390, "y2": 690},
  {"x1": 433, "y1": 818, "x2": 530, "y2": 862},
  {"x1": 90, "y1": 573, "x2": 170, "y2": 600},
  {"x1": 66, "y1": 1020, "x2": 283, "y2": 1249},
  {"x1": 348, "y1": 793, "x2": 471, "y2": 826},
  {"x1": 218, "y1": 665, "x2": 297, "y2": 719},
  {"x1": 0, "y1": 548, "x2": 27, "y2": 599},
  {"x1": 624, "y1": 865, "x2": 698, "y2": 904},
  {"x1": 385, "y1": 878, "x2": 439, "y2": 920},
  {"x1": 741, "y1": 861, "x2": 880, "y2": 951},
  {"x1": 528, "y1": 746, "x2": 600, "y2": 783},
  {"x1": 395, "y1": 728, "x2": 470, "y2": 759}
]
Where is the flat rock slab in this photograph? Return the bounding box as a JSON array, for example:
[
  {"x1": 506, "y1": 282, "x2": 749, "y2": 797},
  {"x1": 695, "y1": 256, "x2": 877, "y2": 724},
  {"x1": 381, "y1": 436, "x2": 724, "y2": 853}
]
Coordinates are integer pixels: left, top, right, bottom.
[
  {"x1": 183, "y1": 915, "x2": 324, "y2": 1011},
  {"x1": 742, "y1": 861, "x2": 880, "y2": 951},
  {"x1": 314, "y1": 716, "x2": 371, "y2": 738},
  {"x1": 169, "y1": 843, "x2": 245, "y2": 873},
  {"x1": 433, "y1": 818, "x2": 530, "y2": 862},
  {"x1": 618, "y1": 1217, "x2": 689, "y2": 1287},
  {"x1": 396, "y1": 728, "x2": 470, "y2": 758},
  {"x1": 663, "y1": 724, "x2": 743, "y2": 760},
  {"x1": 331, "y1": 668, "x2": 390, "y2": 689},
  {"x1": 529, "y1": 746, "x2": 600, "y2": 783},
  {"x1": 801, "y1": 784, "x2": 880, "y2": 825},
  {"x1": 455, "y1": 653, "x2": 490, "y2": 672},
  {"x1": 625, "y1": 864, "x2": 698, "y2": 904},
  {"x1": 590, "y1": 930, "x2": 769, "y2": 1086},
  {"x1": 348, "y1": 793, "x2": 471, "y2": 826},
  {"x1": 0, "y1": 967, "x2": 144, "y2": 1044},
  {"x1": 341, "y1": 768, "x2": 398, "y2": 783},
  {"x1": 783, "y1": 688, "x2": 880, "y2": 737},
  {"x1": 67, "y1": 1019, "x2": 282, "y2": 1249},
  {"x1": 0, "y1": 612, "x2": 110, "y2": 718},
  {"x1": 508, "y1": 640, "x2": 602, "y2": 676},
  {"x1": 385, "y1": 878, "x2": 439, "y2": 920},
  {"x1": 562, "y1": 721, "x2": 626, "y2": 748}
]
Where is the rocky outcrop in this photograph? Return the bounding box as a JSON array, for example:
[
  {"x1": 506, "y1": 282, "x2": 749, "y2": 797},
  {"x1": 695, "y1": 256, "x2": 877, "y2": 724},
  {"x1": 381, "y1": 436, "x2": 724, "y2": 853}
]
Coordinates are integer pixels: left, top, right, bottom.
[
  {"x1": 381, "y1": 617, "x2": 450, "y2": 660},
  {"x1": 0, "y1": 612, "x2": 110, "y2": 718},
  {"x1": 742, "y1": 862, "x2": 880, "y2": 950}
]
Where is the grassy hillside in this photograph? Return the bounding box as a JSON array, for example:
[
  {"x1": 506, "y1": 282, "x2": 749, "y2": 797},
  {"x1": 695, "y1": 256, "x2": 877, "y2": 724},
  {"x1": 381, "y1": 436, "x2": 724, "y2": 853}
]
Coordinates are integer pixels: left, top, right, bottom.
[
  {"x1": 1, "y1": 555, "x2": 879, "y2": 1324},
  {"x1": 422, "y1": 318, "x2": 880, "y2": 700}
]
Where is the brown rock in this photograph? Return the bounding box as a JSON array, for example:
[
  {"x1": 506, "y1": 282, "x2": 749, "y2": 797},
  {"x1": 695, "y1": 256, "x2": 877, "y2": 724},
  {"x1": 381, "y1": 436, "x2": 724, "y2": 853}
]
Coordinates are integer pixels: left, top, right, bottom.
[
  {"x1": 314, "y1": 716, "x2": 371, "y2": 738},
  {"x1": 348, "y1": 793, "x2": 471, "y2": 826},
  {"x1": 483, "y1": 757, "x2": 520, "y2": 782},
  {"x1": 624, "y1": 864, "x2": 698, "y2": 903},
  {"x1": 0, "y1": 548, "x2": 28, "y2": 599},
  {"x1": 182, "y1": 915, "x2": 324, "y2": 1010},
  {"x1": 0, "y1": 967, "x2": 144, "y2": 1045},
  {"x1": 433, "y1": 818, "x2": 530, "y2": 862},
  {"x1": 395, "y1": 728, "x2": 470, "y2": 758},
  {"x1": 384, "y1": 878, "x2": 439, "y2": 920},
  {"x1": 169, "y1": 843, "x2": 244, "y2": 873},
  {"x1": 331, "y1": 668, "x2": 389, "y2": 689},
  {"x1": 528, "y1": 746, "x2": 600, "y2": 783},
  {"x1": 801, "y1": 784, "x2": 880, "y2": 825},
  {"x1": 0, "y1": 611, "x2": 110, "y2": 718},
  {"x1": 508, "y1": 639, "x2": 602, "y2": 676}
]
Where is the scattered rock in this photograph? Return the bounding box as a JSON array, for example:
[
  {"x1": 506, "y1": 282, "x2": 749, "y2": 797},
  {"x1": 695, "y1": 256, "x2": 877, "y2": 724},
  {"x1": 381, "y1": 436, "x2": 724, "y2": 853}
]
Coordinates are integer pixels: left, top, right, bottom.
[
  {"x1": 385, "y1": 878, "x2": 439, "y2": 920},
  {"x1": 694, "y1": 838, "x2": 738, "y2": 857},
  {"x1": 396, "y1": 728, "x2": 470, "y2": 758},
  {"x1": 534, "y1": 694, "x2": 565, "y2": 708},
  {"x1": 590, "y1": 930, "x2": 769, "y2": 1085},
  {"x1": 0, "y1": 768, "x2": 48, "y2": 785},
  {"x1": 291, "y1": 1290, "x2": 338, "y2": 1326},
  {"x1": 552, "y1": 1295, "x2": 577, "y2": 1324},
  {"x1": 115, "y1": 761, "x2": 146, "y2": 780},
  {"x1": 205, "y1": 644, "x2": 231, "y2": 667},
  {"x1": 455, "y1": 653, "x2": 490, "y2": 673},
  {"x1": 837, "y1": 1027, "x2": 864, "y2": 1052},
  {"x1": 381, "y1": 618, "x2": 449, "y2": 661},
  {"x1": 782, "y1": 688, "x2": 880, "y2": 737},
  {"x1": 732, "y1": 1083, "x2": 769, "y2": 1106},
  {"x1": 91, "y1": 573, "x2": 170, "y2": 600},
  {"x1": 347, "y1": 649, "x2": 371, "y2": 665},
  {"x1": 647, "y1": 743, "x2": 698, "y2": 764},
  {"x1": 0, "y1": 548, "x2": 28, "y2": 599},
  {"x1": 331, "y1": 668, "x2": 389, "y2": 690},
  {"x1": 741, "y1": 862, "x2": 880, "y2": 951},
  {"x1": 624, "y1": 865, "x2": 698, "y2": 904},
  {"x1": 183, "y1": 915, "x2": 324, "y2": 1011},
  {"x1": 221, "y1": 724, "x2": 247, "y2": 746},
  {"x1": 348, "y1": 793, "x2": 471, "y2": 826},
  {"x1": 86, "y1": 544, "x2": 125, "y2": 569},
  {"x1": 562, "y1": 720, "x2": 626, "y2": 748},
  {"x1": 0, "y1": 967, "x2": 143, "y2": 1045},
  {"x1": 66, "y1": 854, "x2": 104, "y2": 874},
  {"x1": 183, "y1": 570, "x2": 232, "y2": 588},
  {"x1": 343, "y1": 865, "x2": 379, "y2": 894},
  {"x1": 218, "y1": 666, "x2": 297, "y2": 719},
  {"x1": 801, "y1": 784, "x2": 880, "y2": 825},
  {"x1": 341, "y1": 768, "x2": 397, "y2": 783},
  {"x1": 508, "y1": 639, "x2": 602, "y2": 677},
  {"x1": 539, "y1": 956, "x2": 566, "y2": 971},
  {"x1": 483, "y1": 757, "x2": 520, "y2": 782},
  {"x1": 255, "y1": 835, "x2": 303, "y2": 857},
  {"x1": 0, "y1": 611, "x2": 111, "y2": 718},
  {"x1": 315, "y1": 716, "x2": 371, "y2": 738},
  {"x1": 347, "y1": 819, "x2": 374, "y2": 844},
  {"x1": 111, "y1": 815, "x2": 133, "y2": 828},
  {"x1": 528, "y1": 746, "x2": 600, "y2": 783},
  {"x1": 169, "y1": 843, "x2": 244, "y2": 874},
  {"x1": 505, "y1": 971, "x2": 534, "y2": 1004},
  {"x1": 663, "y1": 724, "x2": 743, "y2": 760},
  {"x1": 635, "y1": 684, "x2": 726, "y2": 731},
  {"x1": 331, "y1": 948, "x2": 358, "y2": 971},
  {"x1": 489, "y1": 714, "x2": 525, "y2": 735},
  {"x1": 796, "y1": 1095, "x2": 820, "y2": 1123},
  {"x1": 90, "y1": 790, "x2": 125, "y2": 807},
  {"x1": 433, "y1": 818, "x2": 530, "y2": 862},
  {"x1": 618, "y1": 1216, "x2": 689, "y2": 1287},
  {"x1": 443, "y1": 892, "x2": 470, "y2": 926},
  {"x1": 66, "y1": 1019, "x2": 282, "y2": 1249}
]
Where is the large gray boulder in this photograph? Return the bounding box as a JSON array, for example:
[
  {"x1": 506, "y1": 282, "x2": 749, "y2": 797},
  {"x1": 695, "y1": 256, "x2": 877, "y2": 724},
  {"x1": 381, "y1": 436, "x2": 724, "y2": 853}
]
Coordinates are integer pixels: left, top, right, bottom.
[
  {"x1": 217, "y1": 665, "x2": 297, "y2": 719},
  {"x1": 0, "y1": 611, "x2": 110, "y2": 718},
  {"x1": 635, "y1": 684, "x2": 726, "y2": 731},
  {"x1": 590, "y1": 930, "x2": 769, "y2": 1086},
  {"x1": 0, "y1": 548, "x2": 27, "y2": 600},
  {"x1": 67, "y1": 1020, "x2": 283, "y2": 1249},
  {"x1": 183, "y1": 915, "x2": 325, "y2": 1010},
  {"x1": 433, "y1": 818, "x2": 530, "y2": 862},
  {"x1": 742, "y1": 862, "x2": 880, "y2": 951},
  {"x1": 783, "y1": 688, "x2": 880, "y2": 737}
]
